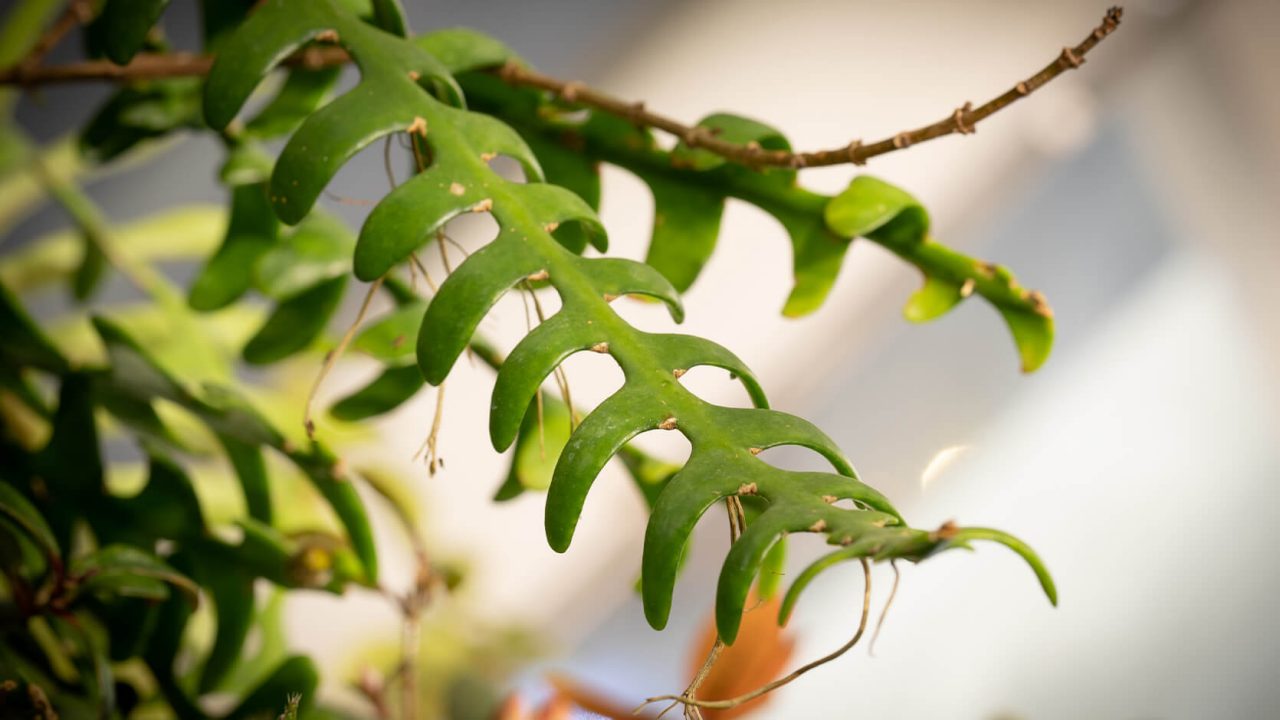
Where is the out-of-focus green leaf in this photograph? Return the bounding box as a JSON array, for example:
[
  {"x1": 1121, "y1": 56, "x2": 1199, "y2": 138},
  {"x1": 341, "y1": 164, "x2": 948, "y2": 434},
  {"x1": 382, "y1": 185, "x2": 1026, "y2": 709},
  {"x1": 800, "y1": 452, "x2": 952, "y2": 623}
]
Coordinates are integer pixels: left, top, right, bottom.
[
  {"x1": 413, "y1": 27, "x2": 516, "y2": 74},
  {"x1": 199, "y1": 0, "x2": 256, "y2": 53},
  {"x1": 1000, "y1": 306, "x2": 1055, "y2": 374},
  {"x1": 242, "y1": 275, "x2": 347, "y2": 365},
  {"x1": 351, "y1": 299, "x2": 426, "y2": 362},
  {"x1": 216, "y1": 589, "x2": 288, "y2": 696},
  {"x1": 71, "y1": 544, "x2": 198, "y2": 606},
  {"x1": 636, "y1": 169, "x2": 723, "y2": 293},
  {"x1": 220, "y1": 434, "x2": 272, "y2": 523},
  {"x1": 285, "y1": 443, "x2": 378, "y2": 584},
  {"x1": 198, "y1": 568, "x2": 254, "y2": 693},
  {"x1": 0, "y1": 0, "x2": 63, "y2": 76},
  {"x1": 510, "y1": 397, "x2": 571, "y2": 493},
  {"x1": 255, "y1": 212, "x2": 353, "y2": 300},
  {"x1": 53, "y1": 615, "x2": 116, "y2": 714},
  {"x1": 245, "y1": 67, "x2": 342, "y2": 139},
  {"x1": 225, "y1": 656, "x2": 318, "y2": 720},
  {"x1": 828, "y1": 175, "x2": 1054, "y2": 372},
  {"x1": 904, "y1": 275, "x2": 964, "y2": 323},
  {"x1": 671, "y1": 112, "x2": 791, "y2": 173},
  {"x1": 1, "y1": 207, "x2": 223, "y2": 296},
  {"x1": 79, "y1": 80, "x2": 201, "y2": 163},
  {"x1": 219, "y1": 141, "x2": 274, "y2": 186},
  {"x1": 329, "y1": 363, "x2": 424, "y2": 421},
  {"x1": 824, "y1": 175, "x2": 929, "y2": 242},
  {"x1": 95, "y1": 0, "x2": 172, "y2": 64},
  {"x1": 0, "y1": 278, "x2": 69, "y2": 374},
  {"x1": 103, "y1": 454, "x2": 205, "y2": 545},
  {"x1": 72, "y1": 233, "x2": 107, "y2": 301},
  {"x1": 189, "y1": 183, "x2": 279, "y2": 311},
  {"x1": 771, "y1": 201, "x2": 849, "y2": 318},
  {"x1": 369, "y1": 0, "x2": 408, "y2": 36},
  {"x1": 757, "y1": 536, "x2": 786, "y2": 601},
  {"x1": 0, "y1": 482, "x2": 59, "y2": 564},
  {"x1": 35, "y1": 373, "x2": 104, "y2": 548}
]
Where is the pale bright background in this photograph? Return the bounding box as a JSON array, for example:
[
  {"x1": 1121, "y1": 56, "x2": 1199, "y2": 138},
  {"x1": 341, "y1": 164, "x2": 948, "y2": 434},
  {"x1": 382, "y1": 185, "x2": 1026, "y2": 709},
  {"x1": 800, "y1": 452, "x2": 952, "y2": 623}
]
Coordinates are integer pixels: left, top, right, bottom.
[{"x1": 8, "y1": 0, "x2": 1280, "y2": 718}]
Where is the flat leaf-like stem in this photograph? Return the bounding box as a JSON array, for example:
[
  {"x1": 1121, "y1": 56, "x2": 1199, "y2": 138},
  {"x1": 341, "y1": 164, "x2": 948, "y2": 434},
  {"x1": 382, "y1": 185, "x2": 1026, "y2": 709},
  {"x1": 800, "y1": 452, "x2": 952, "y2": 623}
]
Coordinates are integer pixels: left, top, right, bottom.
[{"x1": 203, "y1": 0, "x2": 1056, "y2": 644}]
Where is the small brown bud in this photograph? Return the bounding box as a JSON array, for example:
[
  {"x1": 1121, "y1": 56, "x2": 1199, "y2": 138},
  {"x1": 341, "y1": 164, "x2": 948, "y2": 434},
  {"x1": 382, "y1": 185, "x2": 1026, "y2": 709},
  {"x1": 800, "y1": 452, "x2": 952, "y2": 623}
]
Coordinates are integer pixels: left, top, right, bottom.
[
  {"x1": 657, "y1": 417, "x2": 678, "y2": 431},
  {"x1": 590, "y1": 342, "x2": 610, "y2": 354},
  {"x1": 809, "y1": 519, "x2": 828, "y2": 532},
  {"x1": 737, "y1": 482, "x2": 758, "y2": 496}
]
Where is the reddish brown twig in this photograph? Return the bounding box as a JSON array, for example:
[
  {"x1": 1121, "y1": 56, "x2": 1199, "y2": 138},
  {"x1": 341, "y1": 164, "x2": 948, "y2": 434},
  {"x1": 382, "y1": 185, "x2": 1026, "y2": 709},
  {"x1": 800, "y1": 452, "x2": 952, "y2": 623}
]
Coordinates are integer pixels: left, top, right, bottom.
[
  {"x1": 0, "y1": 9, "x2": 1122, "y2": 171},
  {"x1": 15, "y1": 0, "x2": 92, "y2": 75},
  {"x1": 497, "y1": 7, "x2": 1123, "y2": 169}
]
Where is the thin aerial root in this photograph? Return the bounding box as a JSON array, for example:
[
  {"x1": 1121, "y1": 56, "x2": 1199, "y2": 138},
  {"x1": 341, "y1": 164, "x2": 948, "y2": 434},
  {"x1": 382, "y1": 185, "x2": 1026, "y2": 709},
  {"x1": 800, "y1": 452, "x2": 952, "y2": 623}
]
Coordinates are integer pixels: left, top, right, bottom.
[
  {"x1": 383, "y1": 135, "x2": 398, "y2": 190},
  {"x1": 322, "y1": 189, "x2": 376, "y2": 206},
  {"x1": 436, "y1": 230, "x2": 454, "y2": 274},
  {"x1": 651, "y1": 700, "x2": 681, "y2": 720},
  {"x1": 676, "y1": 499, "x2": 742, "y2": 719},
  {"x1": 441, "y1": 232, "x2": 471, "y2": 259},
  {"x1": 635, "y1": 559, "x2": 872, "y2": 714},
  {"x1": 725, "y1": 495, "x2": 747, "y2": 544},
  {"x1": 304, "y1": 276, "x2": 384, "y2": 438},
  {"x1": 413, "y1": 382, "x2": 447, "y2": 475},
  {"x1": 535, "y1": 388, "x2": 546, "y2": 459},
  {"x1": 525, "y1": 282, "x2": 578, "y2": 430},
  {"x1": 869, "y1": 560, "x2": 901, "y2": 657},
  {"x1": 410, "y1": 252, "x2": 439, "y2": 293}
]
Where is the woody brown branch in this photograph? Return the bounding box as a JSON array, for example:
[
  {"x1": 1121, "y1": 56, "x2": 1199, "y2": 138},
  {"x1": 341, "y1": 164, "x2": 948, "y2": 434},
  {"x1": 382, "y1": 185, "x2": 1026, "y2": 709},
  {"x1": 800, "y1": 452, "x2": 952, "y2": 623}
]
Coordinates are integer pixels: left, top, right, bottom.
[
  {"x1": 499, "y1": 6, "x2": 1122, "y2": 169},
  {"x1": 0, "y1": 8, "x2": 1121, "y2": 171}
]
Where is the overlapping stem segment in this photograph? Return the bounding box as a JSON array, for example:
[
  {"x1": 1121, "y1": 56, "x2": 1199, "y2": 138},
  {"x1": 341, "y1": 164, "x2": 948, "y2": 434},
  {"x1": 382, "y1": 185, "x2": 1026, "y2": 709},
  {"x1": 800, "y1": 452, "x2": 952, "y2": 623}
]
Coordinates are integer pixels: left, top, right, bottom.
[{"x1": 202, "y1": 0, "x2": 1055, "y2": 644}]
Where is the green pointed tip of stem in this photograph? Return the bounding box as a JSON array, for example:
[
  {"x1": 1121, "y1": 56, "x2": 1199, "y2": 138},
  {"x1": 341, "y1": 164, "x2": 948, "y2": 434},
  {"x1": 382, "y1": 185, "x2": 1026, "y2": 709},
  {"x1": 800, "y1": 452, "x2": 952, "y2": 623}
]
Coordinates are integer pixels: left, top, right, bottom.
[{"x1": 952, "y1": 527, "x2": 1057, "y2": 606}]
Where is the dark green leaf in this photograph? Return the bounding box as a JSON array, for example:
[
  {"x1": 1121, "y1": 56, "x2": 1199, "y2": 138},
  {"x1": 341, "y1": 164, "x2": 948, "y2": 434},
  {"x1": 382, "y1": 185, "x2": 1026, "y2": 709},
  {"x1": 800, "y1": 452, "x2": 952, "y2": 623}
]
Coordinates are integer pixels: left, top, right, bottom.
[
  {"x1": 351, "y1": 300, "x2": 427, "y2": 362},
  {"x1": 414, "y1": 27, "x2": 516, "y2": 74},
  {"x1": 72, "y1": 231, "x2": 107, "y2": 301},
  {"x1": 221, "y1": 434, "x2": 273, "y2": 523},
  {"x1": 225, "y1": 655, "x2": 318, "y2": 720},
  {"x1": 369, "y1": 0, "x2": 408, "y2": 37},
  {"x1": 242, "y1": 275, "x2": 347, "y2": 365},
  {"x1": 636, "y1": 169, "x2": 723, "y2": 293},
  {"x1": 757, "y1": 536, "x2": 786, "y2": 601},
  {"x1": 72, "y1": 544, "x2": 199, "y2": 606},
  {"x1": 254, "y1": 212, "x2": 353, "y2": 300},
  {"x1": 671, "y1": 112, "x2": 791, "y2": 173},
  {"x1": 198, "y1": 569, "x2": 254, "y2": 692},
  {"x1": 0, "y1": 280, "x2": 68, "y2": 373},
  {"x1": 219, "y1": 141, "x2": 274, "y2": 186},
  {"x1": 189, "y1": 182, "x2": 279, "y2": 311},
  {"x1": 245, "y1": 67, "x2": 342, "y2": 139},
  {"x1": 329, "y1": 363, "x2": 424, "y2": 421},
  {"x1": 0, "y1": 482, "x2": 59, "y2": 565},
  {"x1": 96, "y1": 0, "x2": 172, "y2": 64}
]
